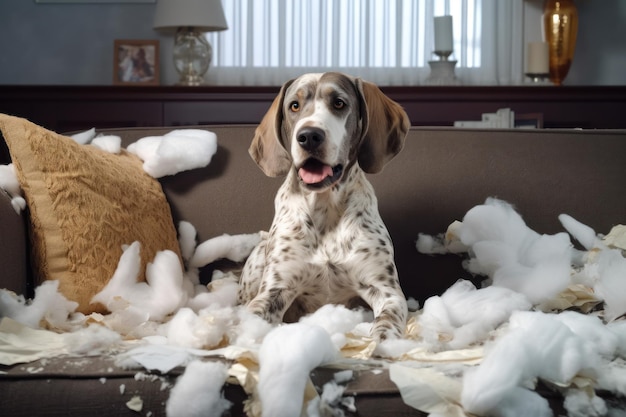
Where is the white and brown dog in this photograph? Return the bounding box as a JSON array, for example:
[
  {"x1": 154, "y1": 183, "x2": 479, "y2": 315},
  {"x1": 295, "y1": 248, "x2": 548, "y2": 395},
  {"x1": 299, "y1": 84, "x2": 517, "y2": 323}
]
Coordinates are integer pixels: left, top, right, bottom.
[{"x1": 239, "y1": 72, "x2": 409, "y2": 340}]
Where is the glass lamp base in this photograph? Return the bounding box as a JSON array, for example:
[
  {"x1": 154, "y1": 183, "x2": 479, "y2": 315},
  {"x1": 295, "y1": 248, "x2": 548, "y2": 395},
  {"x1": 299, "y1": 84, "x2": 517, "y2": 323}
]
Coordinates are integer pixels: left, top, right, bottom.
[
  {"x1": 173, "y1": 27, "x2": 212, "y2": 86},
  {"x1": 176, "y1": 73, "x2": 207, "y2": 87}
]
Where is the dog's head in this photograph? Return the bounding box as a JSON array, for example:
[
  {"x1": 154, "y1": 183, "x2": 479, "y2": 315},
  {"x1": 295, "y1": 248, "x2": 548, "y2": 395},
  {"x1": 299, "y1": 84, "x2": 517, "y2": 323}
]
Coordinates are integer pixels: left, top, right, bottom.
[{"x1": 249, "y1": 72, "x2": 410, "y2": 191}]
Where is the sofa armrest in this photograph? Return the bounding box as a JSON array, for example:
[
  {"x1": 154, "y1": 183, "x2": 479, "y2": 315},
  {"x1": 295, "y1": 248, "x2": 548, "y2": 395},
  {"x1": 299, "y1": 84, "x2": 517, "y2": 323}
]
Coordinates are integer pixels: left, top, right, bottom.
[{"x1": 0, "y1": 189, "x2": 29, "y2": 296}]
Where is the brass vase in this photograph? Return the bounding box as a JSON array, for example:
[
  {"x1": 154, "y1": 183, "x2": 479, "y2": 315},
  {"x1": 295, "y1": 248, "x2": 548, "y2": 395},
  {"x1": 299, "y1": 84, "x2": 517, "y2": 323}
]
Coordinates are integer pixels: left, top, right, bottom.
[{"x1": 543, "y1": 0, "x2": 578, "y2": 86}]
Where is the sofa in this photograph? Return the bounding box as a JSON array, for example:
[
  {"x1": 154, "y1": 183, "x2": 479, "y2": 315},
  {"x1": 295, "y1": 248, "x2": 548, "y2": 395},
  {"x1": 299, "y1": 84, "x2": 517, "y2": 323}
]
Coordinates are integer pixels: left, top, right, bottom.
[{"x1": 1, "y1": 120, "x2": 625, "y2": 417}]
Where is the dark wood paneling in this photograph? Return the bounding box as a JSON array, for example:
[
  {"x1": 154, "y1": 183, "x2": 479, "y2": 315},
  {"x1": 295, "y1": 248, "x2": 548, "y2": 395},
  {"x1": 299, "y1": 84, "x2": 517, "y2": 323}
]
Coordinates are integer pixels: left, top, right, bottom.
[{"x1": 0, "y1": 85, "x2": 625, "y2": 132}]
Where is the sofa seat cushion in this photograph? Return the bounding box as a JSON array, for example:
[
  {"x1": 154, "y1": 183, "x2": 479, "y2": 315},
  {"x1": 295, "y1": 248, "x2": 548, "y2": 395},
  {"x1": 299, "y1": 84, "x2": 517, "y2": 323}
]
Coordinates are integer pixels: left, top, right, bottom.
[
  {"x1": 0, "y1": 114, "x2": 182, "y2": 313},
  {"x1": 0, "y1": 355, "x2": 425, "y2": 417}
]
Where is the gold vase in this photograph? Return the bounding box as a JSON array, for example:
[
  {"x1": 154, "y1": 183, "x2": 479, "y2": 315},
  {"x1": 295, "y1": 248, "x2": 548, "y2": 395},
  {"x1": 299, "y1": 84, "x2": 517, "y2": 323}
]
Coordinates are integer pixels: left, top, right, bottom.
[{"x1": 543, "y1": 0, "x2": 578, "y2": 86}]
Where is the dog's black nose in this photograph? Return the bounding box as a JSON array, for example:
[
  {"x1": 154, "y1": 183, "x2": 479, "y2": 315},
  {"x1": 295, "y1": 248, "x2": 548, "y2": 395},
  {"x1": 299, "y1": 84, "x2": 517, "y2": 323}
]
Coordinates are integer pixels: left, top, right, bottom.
[{"x1": 297, "y1": 127, "x2": 325, "y2": 151}]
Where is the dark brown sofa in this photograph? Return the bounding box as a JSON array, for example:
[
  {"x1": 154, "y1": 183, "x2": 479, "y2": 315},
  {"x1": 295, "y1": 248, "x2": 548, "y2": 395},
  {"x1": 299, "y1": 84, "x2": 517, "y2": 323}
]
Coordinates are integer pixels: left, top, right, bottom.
[{"x1": 1, "y1": 124, "x2": 625, "y2": 416}]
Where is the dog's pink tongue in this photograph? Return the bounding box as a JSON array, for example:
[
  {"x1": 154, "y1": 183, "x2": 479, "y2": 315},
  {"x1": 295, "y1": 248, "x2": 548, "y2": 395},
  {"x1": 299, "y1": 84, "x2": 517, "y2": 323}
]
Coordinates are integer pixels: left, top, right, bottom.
[{"x1": 299, "y1": 162, "x2": 333, "y2": 184}]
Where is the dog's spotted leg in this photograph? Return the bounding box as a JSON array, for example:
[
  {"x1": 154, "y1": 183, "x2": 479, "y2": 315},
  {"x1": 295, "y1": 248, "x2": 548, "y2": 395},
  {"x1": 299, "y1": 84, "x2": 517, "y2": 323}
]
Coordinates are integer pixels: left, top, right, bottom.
[
  {"x1": 358, "y1": 282, "x2": 408, "y2": 340},
  {"x1": 247, "y1": 285, "x2": 300, "y2": 324}
]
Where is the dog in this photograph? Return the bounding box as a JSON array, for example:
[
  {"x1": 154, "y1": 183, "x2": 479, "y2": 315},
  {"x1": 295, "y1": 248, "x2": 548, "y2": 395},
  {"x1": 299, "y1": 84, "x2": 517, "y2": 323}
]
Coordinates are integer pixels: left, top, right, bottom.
[{"x1": 239, "y1": 72, "x2": 409, "y2": 340}]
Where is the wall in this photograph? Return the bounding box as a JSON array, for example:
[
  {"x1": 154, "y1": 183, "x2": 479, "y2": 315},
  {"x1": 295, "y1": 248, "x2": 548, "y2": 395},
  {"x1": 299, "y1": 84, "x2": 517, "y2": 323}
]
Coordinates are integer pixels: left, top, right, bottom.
[
  {"x1": 0, "y1": 0, "x2": 624, "y2": 86},
  {"x1": 0, "y1": 0, "x2": 177, "y2": 85}
]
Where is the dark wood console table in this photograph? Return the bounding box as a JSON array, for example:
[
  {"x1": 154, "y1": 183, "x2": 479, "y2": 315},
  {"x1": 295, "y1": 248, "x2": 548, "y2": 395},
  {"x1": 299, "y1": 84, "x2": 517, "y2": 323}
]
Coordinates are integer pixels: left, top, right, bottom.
[{"x1": 1, "y1": 85, "x2": 625, "y2": 133}]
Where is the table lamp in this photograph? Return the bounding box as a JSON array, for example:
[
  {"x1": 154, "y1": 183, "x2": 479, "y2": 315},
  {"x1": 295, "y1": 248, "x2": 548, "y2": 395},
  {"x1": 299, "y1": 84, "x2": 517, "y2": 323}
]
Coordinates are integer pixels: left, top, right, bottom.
[{"x1": 154, "y1": 0, "x2": 228, "y2": 86}]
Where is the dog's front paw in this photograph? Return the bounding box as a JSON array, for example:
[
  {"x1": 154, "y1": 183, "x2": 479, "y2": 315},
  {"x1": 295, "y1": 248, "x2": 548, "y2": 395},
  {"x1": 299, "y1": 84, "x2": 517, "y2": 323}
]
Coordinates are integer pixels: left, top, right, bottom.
[{"x1": 371, "y1": 321, "x2": 404, "y2": 341}]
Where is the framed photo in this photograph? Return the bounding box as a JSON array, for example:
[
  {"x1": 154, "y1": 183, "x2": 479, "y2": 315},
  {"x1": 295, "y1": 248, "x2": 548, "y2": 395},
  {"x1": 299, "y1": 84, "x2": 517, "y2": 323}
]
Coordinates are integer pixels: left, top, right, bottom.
[{"x1": 113, "y1": 40, "x2": 159, "y2": 86}]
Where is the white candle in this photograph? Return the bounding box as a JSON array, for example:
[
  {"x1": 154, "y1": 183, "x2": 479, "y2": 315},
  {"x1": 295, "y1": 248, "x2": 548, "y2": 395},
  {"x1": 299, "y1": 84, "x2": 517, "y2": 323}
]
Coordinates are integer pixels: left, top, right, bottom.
[
  {"x1": 526, "y1": 41, "x2": 549, "y2": 74},
  {"x1": 434, "y1": 15, "x2": 453, "y2": 52}
]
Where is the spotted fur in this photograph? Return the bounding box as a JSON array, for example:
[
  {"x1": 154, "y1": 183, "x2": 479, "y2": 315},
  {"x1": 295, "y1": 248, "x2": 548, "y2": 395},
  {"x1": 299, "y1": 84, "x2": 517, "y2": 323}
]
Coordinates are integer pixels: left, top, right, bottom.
[{"x1": 240, "y1": 72, "x2": 410, "y2": 340}]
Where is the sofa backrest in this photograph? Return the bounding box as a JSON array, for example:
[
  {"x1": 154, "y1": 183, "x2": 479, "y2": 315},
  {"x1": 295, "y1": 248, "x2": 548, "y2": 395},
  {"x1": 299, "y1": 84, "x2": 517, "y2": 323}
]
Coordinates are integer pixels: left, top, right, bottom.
[
  {"x1": 3, "y1": 123, "x2": 625, "y2": 301},
  {"x1": 94, "y1": 125, "x2": 625, "y2": 301}
]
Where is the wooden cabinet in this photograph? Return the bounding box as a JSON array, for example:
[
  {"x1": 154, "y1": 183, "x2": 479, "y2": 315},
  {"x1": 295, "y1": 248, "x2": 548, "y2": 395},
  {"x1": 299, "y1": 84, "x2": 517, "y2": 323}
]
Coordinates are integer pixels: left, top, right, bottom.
[{"x1": 1, "y1": 85, "x2": 625, "y2": 133}]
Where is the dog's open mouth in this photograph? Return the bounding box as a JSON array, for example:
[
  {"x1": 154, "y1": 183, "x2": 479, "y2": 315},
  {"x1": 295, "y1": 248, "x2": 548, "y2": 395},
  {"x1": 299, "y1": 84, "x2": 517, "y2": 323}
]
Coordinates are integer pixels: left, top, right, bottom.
[{"x1": 298, "y1": 159, "x2": 343, "y2": 188}]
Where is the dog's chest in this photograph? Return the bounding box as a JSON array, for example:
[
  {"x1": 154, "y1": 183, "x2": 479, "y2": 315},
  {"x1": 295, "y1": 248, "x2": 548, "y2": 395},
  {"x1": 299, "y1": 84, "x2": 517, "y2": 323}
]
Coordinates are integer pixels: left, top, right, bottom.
[{"x1": 272, "y1": 181, "x2": 388, "y2": 282}]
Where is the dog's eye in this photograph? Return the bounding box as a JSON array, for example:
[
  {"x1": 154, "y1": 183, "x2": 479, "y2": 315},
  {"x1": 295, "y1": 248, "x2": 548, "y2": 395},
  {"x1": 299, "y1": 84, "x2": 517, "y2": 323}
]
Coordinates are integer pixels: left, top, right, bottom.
[
  {"x1": 333, "y1": 99, "x2": 346, "y2": 110},
  {"x1": 290, "y1": 101, "x2": 300, "y2": 112}
]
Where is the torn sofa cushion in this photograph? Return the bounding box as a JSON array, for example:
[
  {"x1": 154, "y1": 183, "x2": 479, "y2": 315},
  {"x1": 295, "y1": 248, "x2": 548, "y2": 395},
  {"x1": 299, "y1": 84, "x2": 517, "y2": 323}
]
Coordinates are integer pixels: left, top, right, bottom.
[{"x1": 0, "y1": 114, "x2": 182, "y2": 313}]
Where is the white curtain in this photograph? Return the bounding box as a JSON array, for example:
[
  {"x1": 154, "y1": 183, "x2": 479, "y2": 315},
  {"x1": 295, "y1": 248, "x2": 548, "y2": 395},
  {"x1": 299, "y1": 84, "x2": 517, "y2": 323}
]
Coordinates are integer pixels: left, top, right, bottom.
[{"x1": 206, "y1": 0, "x2": 524, "y2": 86}]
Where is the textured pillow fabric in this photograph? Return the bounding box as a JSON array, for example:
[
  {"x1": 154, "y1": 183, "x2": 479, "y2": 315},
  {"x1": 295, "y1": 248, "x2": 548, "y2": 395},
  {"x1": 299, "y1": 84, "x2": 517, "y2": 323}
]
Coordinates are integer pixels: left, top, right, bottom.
[{"x1": 0, "y1": 114, "x2": 182, "y2": 313}]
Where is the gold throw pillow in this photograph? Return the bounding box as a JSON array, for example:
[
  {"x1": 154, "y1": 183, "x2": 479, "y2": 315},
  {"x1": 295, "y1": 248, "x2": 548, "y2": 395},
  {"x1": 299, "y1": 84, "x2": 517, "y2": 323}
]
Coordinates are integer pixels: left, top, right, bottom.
[{"x1": 0, "y1": 114, "x2": 182, "y2": 313}]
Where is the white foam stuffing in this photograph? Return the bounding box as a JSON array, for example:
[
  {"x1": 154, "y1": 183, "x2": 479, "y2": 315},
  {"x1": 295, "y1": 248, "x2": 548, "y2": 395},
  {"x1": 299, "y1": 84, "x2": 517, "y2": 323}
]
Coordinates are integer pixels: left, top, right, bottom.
[
  {"x1": 417, "y1": 279, "x2": 532, "y2": 351},
  {"x1": 457, "y1": 198, "x2": 573, "y2": 304},
  {"x1": 166, "y1": 360, "x2": 232, "y2": 417},
  {"x1": 165, "y1": 361, "x2": 232, "y2": 417},
  {"x1": 564, "y1": 389, "x2": 607, "y2": 417},
  {"x1": 127, "y1": 129, "x2": 218, "y2": 178},
  {"x1": 91, "y1": 242, "x2": 188, "y2": 322},
  {"x1": 63, "y1": 324, "x2": 122, "y2": 356},
  {"x1": 0, "y1": 163, "x2": 26, "y2": 214},
  {"x1": 1, "y1": 193, "x2": 626, "y2": 416},
  {"x1": 0, "y1": 164, "x2": 21, "y2": 198},
  {"x1": 258, "y1": 322, "x2": 338, "y2": 417},
  {"x1": 461, "y1": 310, "x2": 604, "y2": 417},
  {"x1": 91, "y1": 135, "x2": 122, "y2": 154},
  {"x1": 189, "y1": 233, "x2": 261, "y2": 269},
  {"x1": 177, "y1": 221, "x2": 198, "y2": 263},
  {"x1": 0, "y1": 280, "x2": 79, "y2": 331},
  {"x1": 70, "y1": 127, "x2": 96, "y2": 145}
]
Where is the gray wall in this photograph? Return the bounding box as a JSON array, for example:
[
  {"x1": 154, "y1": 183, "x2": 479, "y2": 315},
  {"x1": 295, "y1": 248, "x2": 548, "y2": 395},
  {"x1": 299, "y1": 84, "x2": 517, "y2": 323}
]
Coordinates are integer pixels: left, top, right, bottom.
[
  {"x1": 0, "y1": 0, "x2": 624, "y2": 86},
  {"x1": 0, "y1": 0, "x2": 176, "y2": 85}
]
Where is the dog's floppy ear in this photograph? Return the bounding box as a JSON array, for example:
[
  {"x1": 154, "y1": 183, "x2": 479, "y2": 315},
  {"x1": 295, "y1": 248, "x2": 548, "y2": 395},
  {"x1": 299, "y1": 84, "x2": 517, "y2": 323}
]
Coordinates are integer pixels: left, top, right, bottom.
[
  {"x1": 356, "y1": 80, "x2": 410, "y2": 174},
  {"x1": 249, "y1": 79, "x2": 294, "y2": 177}
]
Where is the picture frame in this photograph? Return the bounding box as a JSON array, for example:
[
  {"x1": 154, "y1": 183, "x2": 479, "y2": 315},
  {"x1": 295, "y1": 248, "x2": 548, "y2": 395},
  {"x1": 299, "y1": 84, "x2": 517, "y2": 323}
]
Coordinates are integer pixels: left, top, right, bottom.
[{"x1": 113, "y1": 39, "x2": 159, "y2": 86}]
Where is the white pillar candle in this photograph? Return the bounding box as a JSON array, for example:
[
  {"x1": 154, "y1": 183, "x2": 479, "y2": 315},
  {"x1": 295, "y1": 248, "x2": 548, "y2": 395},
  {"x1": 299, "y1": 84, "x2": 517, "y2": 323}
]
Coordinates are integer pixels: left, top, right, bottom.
[
  {"x1": 434, "y1": 15, "x2": 453, "y2": 52},
  {"x1": 526, "y1": 41, "x2": 549, "y2": 74}
]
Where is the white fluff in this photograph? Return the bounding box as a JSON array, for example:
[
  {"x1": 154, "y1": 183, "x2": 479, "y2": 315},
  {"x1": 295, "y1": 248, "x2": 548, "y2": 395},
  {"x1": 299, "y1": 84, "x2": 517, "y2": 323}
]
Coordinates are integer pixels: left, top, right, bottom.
[
  {"x1": 63, "y1": 324, "x2": 122, "y2": 356},
  {"x1": 116, "y1": 341, "x2": 201, "y2": 374},
  {"x1": 559, "y1": 213, "x2": 602, "y2": 251},
  {"x1": 178, "y1": 221, "x2": 198, "y2": 262},
  {"x1": 416, "y1": 220, "x2": 468, "y2": 255},
  {"x1": 416, "y1": 233, "x2": 448, "y2": 255},
  {"x1": 228, "y1": 307, "x2": 274, "y2": 349},
  {"x1": 91, "y1": 242, "x2": 187, "y2": 322},
  {"x1": 166, "y1": 360, "x2": 231, "y2": 417},
  {"x1": 299, "y1": 304, "x2": 372, "y2": 349},
  {"x1": 127, "y1": 129, "x2": 218, "y2": 178},
  {"x1": 0, "y1": 280, "x2": 79, "y2": 330},
  {"x1": 186, "y1": 276, "x2": 239, "y2": 312},
  {"x1": 0, "y1": 164, "x2": 21, "y2": 198},
  {"x1": 564, "y1": 389, "x2": 607, "y2": 417},
  {"x1": 189, "y1": 233, "x2": 261, "y2": 268},
  {"x1": 166, "y1": 306, "x2": 233, "y2": 350},
  {"x1": 70, "y1": 127, "x2": 96, "y2": 144},
  {"x1": 0, "y1": 163, "x2": 26, "y2": 214},
  {"x1": 555, "y1": 311, "x2": 619, "y2": 358},
  {"x1": 4, "y1": 192, "x2": 626, "y2": 417},
  {"x1": 307, "y1": 380, "x2": 356, "y2": 417},
  {"x1": 591, "y1": 248, "x2": 626, "y2": 322},
  {"x1": 91, "y1": 135, "x2": 122, "y2": 154},
  {"x1": 127, "y1": 136, "x2": 160, "y2": 163},
  {"x1": 461, "y1": 310, "x2": 602, "y2": 417},
  {"x1": 457, "y1": 198, "x2": 572, "y2": 304},
  {"x1": 258, "y1": 322, "x2": 338, "y2": 417},
  {"x1": 417, "y1": 279, "x2": 531, "y2": 351},
  {"x1": 597, "y1": 359, "x2": 626, "y2": 396}
]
